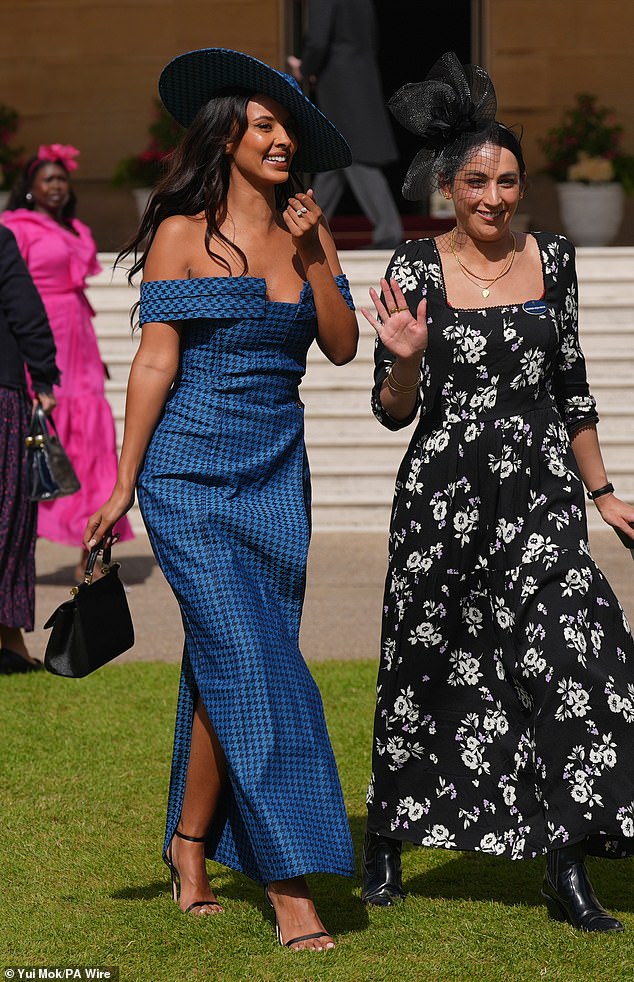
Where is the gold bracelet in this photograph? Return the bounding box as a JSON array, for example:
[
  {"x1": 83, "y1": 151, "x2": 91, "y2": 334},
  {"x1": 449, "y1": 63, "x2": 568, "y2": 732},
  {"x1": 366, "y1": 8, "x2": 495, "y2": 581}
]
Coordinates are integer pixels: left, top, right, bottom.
[
  {"x1": 390, "y1": 366, "x2": 420, "y2": 388},
  {"x1": 386, "y1": 367, "x2": 420, "y2": 393},
  {"x1": 386, "y1": 376, "x2": 419, "y2": 393},
  {"x1": 387, "y1": 366, "x2": 421, "y2": 393}
]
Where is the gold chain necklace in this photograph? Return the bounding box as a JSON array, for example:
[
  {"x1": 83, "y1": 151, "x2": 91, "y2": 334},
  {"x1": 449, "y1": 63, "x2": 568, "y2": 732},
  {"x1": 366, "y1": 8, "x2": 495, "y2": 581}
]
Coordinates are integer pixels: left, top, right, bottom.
[{"x1": 450, "y1": 227, "x2": 516, "y2": 298}]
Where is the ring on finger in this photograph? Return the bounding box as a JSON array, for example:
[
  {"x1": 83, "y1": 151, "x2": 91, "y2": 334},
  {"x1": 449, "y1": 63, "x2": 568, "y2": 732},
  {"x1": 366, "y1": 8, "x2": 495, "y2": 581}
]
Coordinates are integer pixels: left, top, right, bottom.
[
  {"x1": 295, "y1": 206, "x2": 308, "y2": 216},
  {"x1": 388, "y1": 306, "x2": 398, "y2": 314}
]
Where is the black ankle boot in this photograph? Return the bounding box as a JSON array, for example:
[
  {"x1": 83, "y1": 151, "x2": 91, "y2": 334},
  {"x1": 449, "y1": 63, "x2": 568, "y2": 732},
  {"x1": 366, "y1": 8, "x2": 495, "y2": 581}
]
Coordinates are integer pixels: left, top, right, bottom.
[
  {"x1": 542, "y1": 841, "x2": 624, "y2": 932},
  {"x1": 361, "y1": 830, "x2": 405, "y2": 907}
]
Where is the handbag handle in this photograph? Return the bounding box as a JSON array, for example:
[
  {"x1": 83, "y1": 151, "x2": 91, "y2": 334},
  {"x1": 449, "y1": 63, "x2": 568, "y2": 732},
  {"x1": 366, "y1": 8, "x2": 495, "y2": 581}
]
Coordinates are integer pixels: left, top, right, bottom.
[
  {"x1": 81, "y1": 542, "x2": 113, "y2": 586},
  {"x1": 25, "y1": 403, "x2": 60, "y2": 447}
]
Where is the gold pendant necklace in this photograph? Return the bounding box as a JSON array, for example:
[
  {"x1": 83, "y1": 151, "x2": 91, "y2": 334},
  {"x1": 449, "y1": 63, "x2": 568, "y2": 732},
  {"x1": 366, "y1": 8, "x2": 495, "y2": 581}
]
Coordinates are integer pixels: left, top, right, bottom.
[{"x1": 450, "y1": 227, "x2": 516, "y2": 298}]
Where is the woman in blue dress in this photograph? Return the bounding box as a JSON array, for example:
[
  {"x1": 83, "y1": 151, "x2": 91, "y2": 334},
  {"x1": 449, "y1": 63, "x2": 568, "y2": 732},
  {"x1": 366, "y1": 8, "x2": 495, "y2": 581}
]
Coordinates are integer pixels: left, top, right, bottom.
[{"x1": 84, "y1": 48, "x2": 358, "y2": 950}]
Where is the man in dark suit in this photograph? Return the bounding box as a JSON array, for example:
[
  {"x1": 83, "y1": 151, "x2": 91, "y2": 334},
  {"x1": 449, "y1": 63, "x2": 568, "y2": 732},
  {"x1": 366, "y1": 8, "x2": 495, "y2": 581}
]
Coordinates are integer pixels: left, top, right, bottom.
[{"x1": 288, "y1": 0, "x2": 403, "y2": 248}]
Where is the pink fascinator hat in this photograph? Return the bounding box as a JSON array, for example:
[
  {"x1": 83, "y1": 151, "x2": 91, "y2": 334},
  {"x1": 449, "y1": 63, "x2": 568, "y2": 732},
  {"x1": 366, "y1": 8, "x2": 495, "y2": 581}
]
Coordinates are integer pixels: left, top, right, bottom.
[{"x1": 30, "y1": 144, "x2": 80, "y2": 174}]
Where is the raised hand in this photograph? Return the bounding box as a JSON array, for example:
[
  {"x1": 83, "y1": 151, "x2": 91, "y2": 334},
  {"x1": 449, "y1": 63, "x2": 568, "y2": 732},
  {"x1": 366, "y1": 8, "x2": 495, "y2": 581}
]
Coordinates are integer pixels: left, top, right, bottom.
[
  {"x1": 362, "y1": 278, "x2": 428, "y2": 360},
  {"x1": 283, "y1": 188, "x2": 322, "y2": 255}
]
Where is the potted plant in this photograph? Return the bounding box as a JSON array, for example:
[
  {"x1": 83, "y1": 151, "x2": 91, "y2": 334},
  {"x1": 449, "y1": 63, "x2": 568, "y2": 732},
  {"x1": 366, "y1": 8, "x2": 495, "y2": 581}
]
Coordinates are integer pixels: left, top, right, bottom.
[
  {"x1": 539, "y1": 93, "x2": 634, "y2": 246},
  {"x1": 0, "y1": 102, "x2": 23, "y2": 209},
  {"x1": 113, "y1": 100, "x2": 183, "y2": 215}
]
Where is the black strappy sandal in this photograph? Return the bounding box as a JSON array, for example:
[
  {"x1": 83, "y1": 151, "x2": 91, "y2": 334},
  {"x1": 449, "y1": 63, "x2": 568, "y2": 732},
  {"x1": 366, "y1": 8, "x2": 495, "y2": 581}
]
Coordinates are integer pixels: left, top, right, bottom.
[
  {"x1": 164, "y1": 829, "x2": 223, "y2": 914},
  {"x1": 264, "y1": 887, "x2": 333, "y2": 950}
]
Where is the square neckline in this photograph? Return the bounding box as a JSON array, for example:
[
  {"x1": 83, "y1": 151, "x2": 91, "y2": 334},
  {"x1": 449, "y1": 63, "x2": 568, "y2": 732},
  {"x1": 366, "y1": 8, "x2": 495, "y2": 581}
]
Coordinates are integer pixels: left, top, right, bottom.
[{"x1": 429, "y1": 232, "x2": 548, "y2": 313}]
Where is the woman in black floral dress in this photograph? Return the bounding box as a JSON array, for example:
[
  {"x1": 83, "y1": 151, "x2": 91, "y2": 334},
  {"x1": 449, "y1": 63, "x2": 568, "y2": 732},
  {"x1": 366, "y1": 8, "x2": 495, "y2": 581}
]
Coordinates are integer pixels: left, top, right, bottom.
[{"x1": 360, "y1": 53, "x2": 634, "y2": 933}]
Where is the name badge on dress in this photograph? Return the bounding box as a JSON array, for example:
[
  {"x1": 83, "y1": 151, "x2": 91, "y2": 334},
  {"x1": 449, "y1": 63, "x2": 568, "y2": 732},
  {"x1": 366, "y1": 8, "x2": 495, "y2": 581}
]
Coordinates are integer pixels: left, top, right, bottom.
[{"x1": 522, "y1": 300, "x2": 548, "y2": 315}]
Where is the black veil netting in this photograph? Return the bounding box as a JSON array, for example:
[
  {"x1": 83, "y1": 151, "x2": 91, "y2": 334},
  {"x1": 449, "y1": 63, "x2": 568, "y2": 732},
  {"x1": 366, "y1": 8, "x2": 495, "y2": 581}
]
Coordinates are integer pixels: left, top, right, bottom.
[{"x1": 388, "y1": 51, "x2": 498, "y2": 200}]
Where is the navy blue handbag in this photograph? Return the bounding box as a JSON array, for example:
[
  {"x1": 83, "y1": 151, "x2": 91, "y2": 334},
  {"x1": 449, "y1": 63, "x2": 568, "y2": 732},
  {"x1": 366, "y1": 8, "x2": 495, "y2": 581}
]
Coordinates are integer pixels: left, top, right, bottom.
[{"x1": 25, "y1": 404, "x2": 80, "y2": 502}]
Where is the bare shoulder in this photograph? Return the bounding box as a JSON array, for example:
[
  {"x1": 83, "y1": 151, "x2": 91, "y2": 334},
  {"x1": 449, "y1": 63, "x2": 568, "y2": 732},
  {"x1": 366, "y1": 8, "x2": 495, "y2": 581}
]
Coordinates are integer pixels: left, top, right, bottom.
[{"x1": 144, "y1": 214, "x2": 205, "y2": 282}]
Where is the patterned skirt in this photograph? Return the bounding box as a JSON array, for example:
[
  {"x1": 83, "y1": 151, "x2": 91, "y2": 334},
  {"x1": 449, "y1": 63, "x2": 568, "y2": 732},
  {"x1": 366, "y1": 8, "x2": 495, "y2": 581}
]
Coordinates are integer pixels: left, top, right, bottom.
[{"x1": 0, "y1": 388, "x2": 37, "y2": 630}]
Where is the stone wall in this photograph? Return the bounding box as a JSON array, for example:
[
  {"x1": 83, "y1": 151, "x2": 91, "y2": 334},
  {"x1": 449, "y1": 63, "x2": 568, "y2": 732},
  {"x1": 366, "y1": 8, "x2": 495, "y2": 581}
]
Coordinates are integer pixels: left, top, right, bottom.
[
  {"x1": 3, "y1": 0, "x2": 634, "y2": 245},
  {"x1": 486, "y1": 0, "x2": 634, "y2": 243},
  {"x1": 0, "y1": 0, "x2": 283, "y2": 247},
  {"x1": 487, "y1": 0, "x2": 634, "y2": 171}
]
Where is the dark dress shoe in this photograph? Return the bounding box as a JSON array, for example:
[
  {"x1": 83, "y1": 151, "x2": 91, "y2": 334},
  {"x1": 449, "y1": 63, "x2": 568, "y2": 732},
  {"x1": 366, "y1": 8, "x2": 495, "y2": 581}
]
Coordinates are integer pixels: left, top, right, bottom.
[
  {"x1": 0, "y1": 648, "x2": 43, "y2": 675},
  {"x1": 542, "y1": 841, "x2": 624, "y2": 932},
  {"x1": 361, "y1": 830, "x2": 405, "y2": 906}
]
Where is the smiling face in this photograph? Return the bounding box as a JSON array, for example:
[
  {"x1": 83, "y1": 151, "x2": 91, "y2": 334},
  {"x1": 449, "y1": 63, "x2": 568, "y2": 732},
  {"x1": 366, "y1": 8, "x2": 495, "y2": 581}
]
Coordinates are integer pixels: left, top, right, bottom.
[
  {"x1": 226, "y1": 93, "x2": 297, "y2": 187},
  {"x1": 447, "y1": 143, "x2": 525, "y2": 241},
  {"x1": 29, "y1": 161, "x2": 71, "y2": 216}
]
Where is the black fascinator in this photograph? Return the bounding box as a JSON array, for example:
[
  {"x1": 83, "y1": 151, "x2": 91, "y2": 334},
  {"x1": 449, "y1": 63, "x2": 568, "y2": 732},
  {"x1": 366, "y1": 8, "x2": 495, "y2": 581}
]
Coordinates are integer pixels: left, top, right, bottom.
[{"x1": 388, "y1": 52, "x2": 497, "y2": 200}]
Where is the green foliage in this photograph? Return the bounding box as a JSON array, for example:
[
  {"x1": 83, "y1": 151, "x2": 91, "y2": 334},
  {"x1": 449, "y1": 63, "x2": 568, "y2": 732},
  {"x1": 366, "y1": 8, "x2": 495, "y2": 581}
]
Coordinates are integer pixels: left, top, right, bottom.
[
  {"x1": 2, "y1": 660, "x2": 634, "y2": 981},
  {"x1": 613, "y1": 153, "x2": 634, "y2": 196},
  {"x1": 113, "y1": 100, "x2": 183, "y2": 188},
  {"x1": 538, "y1": 93, "x2": 634, "y2": 193},
  {"x1": 0, "y1": 102, "x2": 23, "y2": 189}
]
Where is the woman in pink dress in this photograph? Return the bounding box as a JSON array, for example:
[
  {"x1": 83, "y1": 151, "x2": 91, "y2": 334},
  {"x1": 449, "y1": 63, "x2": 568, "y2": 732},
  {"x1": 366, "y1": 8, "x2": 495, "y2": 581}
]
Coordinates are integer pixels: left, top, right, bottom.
[{"x1": 3, "y1": 145, "x2": 133, "y2": 576}]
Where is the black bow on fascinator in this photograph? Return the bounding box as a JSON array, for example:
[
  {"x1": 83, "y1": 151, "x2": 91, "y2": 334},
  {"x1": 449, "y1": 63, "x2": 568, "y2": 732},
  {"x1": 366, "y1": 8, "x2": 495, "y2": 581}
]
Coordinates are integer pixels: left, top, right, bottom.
[{"x1": 388, "y1": 51, "x2": 497, "y2": 200}]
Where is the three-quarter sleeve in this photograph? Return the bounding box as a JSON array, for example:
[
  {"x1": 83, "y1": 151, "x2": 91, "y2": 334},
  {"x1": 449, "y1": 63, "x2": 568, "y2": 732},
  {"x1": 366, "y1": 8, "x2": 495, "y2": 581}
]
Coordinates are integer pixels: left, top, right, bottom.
[
  {"x1": 371, "y1": 245, "x2": 424, "y2": 431},
  {"x1": 552, "y1": 238, "x2": 599, "y2": 436}
]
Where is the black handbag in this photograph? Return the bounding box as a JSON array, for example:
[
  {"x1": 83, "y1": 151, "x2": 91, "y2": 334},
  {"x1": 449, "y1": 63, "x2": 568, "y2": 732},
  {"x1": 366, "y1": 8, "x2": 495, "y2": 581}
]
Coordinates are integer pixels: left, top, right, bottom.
[
  {"x1": 25, "y1": 404, "x2": 80, "y2": 502},
  {"x1": 614, "y1": 523, "x2": 634, "y2": 554},
  {"x1": 44, "y1": 544, "x2": 134, "y2": 677}
]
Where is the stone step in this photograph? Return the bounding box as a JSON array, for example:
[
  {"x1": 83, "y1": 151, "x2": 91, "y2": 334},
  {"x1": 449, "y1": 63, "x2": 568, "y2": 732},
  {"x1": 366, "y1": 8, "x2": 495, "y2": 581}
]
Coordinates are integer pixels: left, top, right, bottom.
[
  {"x1": 103, "y1": 383, "x2": 634, "y2": 442},
  {"x1": 98, "y1": 365, "x2": 634, "y2": 408},
  {"x1": 105, "y1": 387, "x2": 634, "y2": 449},
  {"x1": 94, "y1": 303, "x2": 634, "y2": 341},
  {"x1": 92, "y1": 249, "x2": 634, "y2": 531},
  {"x1": 312, "y1": 502, "x2": 394, "y2": 532},
  {"x1": 302, "y1": 412, "x2": 634, "y2": 439},
  {"x1": 579, "y1": 309, "x2": 634, "y2": 329},
  {"x1": 580, "y1": 335, "x2": 634, "y2": 358},
  {"x1": 586, "y1": 363, "x2": 634, "y2": 385},
  {"x1": 307, "y1": 443, "x2": 405, "y2": 469},
  {"x1": 98, "y1": 314, "x2": 632, "y2": 361},
  {"x1": 577, "y1": 284, "x2": 634, "y2": 302},
  {"x1": 100, "y1": 351, "x2": 634, "y2": 397},
  {"x1": 92, "y1": 246, "x2": 634, "y2": 277},
  {"x1": 121, "y1": 494, "x2": 623, "y2": 535}
]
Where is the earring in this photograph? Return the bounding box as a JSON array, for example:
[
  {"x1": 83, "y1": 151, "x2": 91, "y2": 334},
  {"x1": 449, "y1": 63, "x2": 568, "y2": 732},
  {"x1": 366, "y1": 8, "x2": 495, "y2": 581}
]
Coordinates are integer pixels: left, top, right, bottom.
[
  {"x1": 26, "y1": 191, "x2": 33, "y2": 202},
  {"x1": 443, "y1": 191, "x2": 451, "y2": 200}
]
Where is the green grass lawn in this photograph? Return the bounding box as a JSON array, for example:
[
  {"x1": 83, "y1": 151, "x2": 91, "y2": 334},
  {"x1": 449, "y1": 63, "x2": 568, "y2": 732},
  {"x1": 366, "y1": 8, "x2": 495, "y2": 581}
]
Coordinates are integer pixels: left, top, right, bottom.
[{"x1": 2, "y1": 660, "x2": 634, "y2": 981}]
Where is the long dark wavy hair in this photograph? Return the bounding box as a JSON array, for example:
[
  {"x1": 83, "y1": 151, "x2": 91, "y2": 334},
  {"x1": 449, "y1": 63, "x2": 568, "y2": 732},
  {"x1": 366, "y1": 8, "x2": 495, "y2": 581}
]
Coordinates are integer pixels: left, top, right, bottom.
[
  {"x1": 7, "y1": 156, "x2": 77, "y2": 221},
  {"x1": 118, "y1": 90, "x2": 302, "y2": 282}
]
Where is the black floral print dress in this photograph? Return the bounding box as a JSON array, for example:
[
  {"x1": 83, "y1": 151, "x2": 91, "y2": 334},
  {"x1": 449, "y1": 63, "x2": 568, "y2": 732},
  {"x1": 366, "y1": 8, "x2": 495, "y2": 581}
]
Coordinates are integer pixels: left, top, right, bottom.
[{"x1": 367, "y1": 232, "x2": 634, "y2": 860}]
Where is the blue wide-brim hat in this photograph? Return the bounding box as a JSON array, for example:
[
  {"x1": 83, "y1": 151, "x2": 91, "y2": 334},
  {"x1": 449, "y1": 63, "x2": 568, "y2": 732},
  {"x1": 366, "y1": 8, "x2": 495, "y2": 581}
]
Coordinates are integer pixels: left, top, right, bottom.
[{"x1": 159, "y1": 47, "x2": 352, "y2": 173}]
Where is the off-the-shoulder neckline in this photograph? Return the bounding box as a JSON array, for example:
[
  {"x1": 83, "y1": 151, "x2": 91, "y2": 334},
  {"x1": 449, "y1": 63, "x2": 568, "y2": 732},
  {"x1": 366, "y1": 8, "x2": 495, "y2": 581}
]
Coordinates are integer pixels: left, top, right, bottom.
[{"x1": 141, "y1": 274, "x2": 315, "y2": 307}]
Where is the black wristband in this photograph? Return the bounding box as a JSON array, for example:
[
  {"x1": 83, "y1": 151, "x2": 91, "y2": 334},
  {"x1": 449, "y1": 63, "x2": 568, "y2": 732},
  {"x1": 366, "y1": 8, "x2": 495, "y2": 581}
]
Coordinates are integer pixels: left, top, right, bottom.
[{"x1": 587, "y1": 482, "x2": 614, "y2": 501}]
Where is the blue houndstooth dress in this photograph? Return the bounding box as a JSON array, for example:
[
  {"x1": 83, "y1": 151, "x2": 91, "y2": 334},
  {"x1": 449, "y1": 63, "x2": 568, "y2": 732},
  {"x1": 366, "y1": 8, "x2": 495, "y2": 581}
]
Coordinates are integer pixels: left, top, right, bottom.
[{"x1": 136, "y1": 274, "x2": 355, "y2": 884}]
